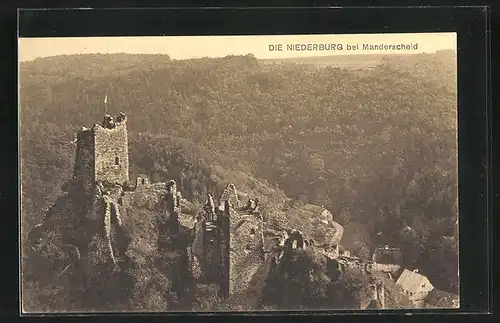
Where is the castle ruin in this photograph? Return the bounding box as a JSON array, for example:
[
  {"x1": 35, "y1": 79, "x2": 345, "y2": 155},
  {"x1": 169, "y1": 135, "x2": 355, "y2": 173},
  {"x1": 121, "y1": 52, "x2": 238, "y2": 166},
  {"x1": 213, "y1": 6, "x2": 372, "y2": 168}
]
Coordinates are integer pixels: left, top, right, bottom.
[
  {"x1": 29, "y1": 113, "x2": 343, "y2": 307},
  {"x1": 70, "y1": 113, "x2": 265, "y2": 298},
  {"x1": 191, "y1": 186, "x2": 265, "y2": 297}
]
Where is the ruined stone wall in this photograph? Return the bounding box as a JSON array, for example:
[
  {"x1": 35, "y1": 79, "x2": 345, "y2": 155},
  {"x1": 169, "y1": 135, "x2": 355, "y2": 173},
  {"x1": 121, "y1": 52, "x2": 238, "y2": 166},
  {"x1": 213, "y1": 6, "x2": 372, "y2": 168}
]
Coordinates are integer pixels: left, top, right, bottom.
[
  {"x1": 218, "y1": 201, "x2": 231, "y2": 297},
  {"x1": 191, "y1": 220, "x2": 205, "y2": 278},
  {"x1": 115, "y1": 185, "x2": 165, "y2": 266},
  {"x1": 81, "y1": 182, "x2": 127, "y2": 267},
  {"x1": 135, "y1": 174, "x2": 150, "y2": 189},
  {"x1": 228, "y1": 211, "x2": 265, "y2": 295},
  {"x1": 74, "y1": 129, "x2": 95, "y2": 193},
  {"x1": 377, "y1": 283, "x2": 385, "y2": 308},
  {"x1": 93, "y1": 121, "x2": 129, "y2": 185},
  {"x1": 102, "y1": 195, "x2": 118, "y2": 264},
  {"x1": 218, "y1": 184, "x2": 240, "y2": 210},
  {"x1": 203, "y1": 226, "x2": 222, "y2": 283},
  {"x1": 370, "y1": 263, "x2": 402, "y2": 274}
]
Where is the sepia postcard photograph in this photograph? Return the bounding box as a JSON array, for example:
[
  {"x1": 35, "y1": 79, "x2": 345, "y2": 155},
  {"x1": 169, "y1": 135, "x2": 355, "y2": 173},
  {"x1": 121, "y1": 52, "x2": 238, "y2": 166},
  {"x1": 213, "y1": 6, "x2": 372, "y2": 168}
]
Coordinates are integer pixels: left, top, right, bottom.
[{"x1": 19, "y1": 33, "x2": 459, "y2": 313}]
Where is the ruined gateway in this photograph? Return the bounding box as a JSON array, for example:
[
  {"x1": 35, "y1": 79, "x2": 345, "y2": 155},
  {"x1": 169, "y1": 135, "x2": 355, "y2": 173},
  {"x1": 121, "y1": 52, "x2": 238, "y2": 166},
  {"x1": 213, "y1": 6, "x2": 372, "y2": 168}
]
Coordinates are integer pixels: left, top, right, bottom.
[{"x1": 25, "y1": 113, "x2": 362, "y2": 310}]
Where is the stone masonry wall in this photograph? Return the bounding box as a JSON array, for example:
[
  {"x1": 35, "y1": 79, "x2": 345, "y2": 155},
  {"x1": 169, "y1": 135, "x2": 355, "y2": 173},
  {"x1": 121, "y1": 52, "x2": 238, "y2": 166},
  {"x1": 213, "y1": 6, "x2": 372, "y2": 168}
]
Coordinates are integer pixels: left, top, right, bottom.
[
  {"x1": 229, "y1": 210, "x2": 265, "y2": 295},
  {"x1": 74, "y1": 129, "x2": 95, "y2": 193},
  {"x1": 93, "y1": 120, "x2": 129, "y2": 185}
]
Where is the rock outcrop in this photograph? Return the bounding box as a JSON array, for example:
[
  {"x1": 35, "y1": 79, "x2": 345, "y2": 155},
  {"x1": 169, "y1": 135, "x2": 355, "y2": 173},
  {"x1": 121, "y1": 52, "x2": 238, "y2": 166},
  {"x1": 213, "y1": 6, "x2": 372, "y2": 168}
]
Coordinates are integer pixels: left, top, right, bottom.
[
  {"x1": 24, "y1": 177, "x2": 195, "y2": 311},
  {"x1": 284, "y1": 207, "x2": 344, "y2": 248}
]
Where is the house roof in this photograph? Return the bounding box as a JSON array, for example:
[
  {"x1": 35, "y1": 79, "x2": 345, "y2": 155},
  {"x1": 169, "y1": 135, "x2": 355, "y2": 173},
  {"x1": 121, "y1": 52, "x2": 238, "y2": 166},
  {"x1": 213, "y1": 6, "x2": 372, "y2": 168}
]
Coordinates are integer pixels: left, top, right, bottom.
[
  {"x1": 395, "y1": 269, "x2": 433, "y2": 294},
  {"x1": 425, "y1": 289, "x2": 459, "y2": 308}
]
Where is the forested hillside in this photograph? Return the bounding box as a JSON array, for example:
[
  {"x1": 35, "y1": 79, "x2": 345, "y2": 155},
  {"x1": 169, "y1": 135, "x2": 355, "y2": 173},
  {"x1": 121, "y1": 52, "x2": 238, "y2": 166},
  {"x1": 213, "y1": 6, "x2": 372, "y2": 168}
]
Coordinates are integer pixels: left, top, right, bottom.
[{"x1": 20, "y1": 50, "x2": 458, "y2": 294}]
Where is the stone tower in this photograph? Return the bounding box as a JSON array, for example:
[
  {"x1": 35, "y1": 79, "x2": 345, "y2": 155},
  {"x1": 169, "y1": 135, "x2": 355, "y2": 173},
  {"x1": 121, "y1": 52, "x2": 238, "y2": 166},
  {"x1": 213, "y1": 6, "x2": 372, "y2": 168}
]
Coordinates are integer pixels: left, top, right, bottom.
[
  {"x1": 223, "y1": 199, "x2": 264, "y2": 295},
  {"x1": 191, "y1": 185, "x2": 264, "y2": 297},
  {"x1": 218, "y1": 200, "x2": 231, "y2": 297},
  {"x1": 192, "y1": 198, "x2": 231, "y2": 297},
  {"x1": 73, "y1": 113, "x2": 129, "y2": 192}
]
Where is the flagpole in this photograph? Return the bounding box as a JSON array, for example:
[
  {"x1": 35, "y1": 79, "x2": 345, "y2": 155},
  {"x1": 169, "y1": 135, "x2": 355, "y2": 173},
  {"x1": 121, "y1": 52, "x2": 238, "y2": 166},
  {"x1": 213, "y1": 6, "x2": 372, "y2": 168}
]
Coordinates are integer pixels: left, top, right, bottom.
[{"x1": 104, "y1": 93, "x2": 108, "y2": 115}]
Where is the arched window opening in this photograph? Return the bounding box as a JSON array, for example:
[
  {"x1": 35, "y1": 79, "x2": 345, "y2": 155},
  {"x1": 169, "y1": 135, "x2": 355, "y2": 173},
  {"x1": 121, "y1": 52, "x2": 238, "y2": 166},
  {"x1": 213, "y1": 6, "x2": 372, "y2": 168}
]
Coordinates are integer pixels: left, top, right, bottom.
[
  {"x1": 115, "y1": 156, "x2": 120, "y2": 165},
  {"x1": 250, "y1": 228, "x2": 256, "y2": 235}
]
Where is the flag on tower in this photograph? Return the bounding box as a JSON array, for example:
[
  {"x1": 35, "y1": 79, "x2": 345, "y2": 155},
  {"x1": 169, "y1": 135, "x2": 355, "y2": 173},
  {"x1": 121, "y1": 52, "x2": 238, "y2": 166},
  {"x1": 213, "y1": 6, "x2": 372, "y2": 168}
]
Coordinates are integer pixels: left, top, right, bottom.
[{"x1": 104, "y1": 93, "x2": 108, "y2": 104}]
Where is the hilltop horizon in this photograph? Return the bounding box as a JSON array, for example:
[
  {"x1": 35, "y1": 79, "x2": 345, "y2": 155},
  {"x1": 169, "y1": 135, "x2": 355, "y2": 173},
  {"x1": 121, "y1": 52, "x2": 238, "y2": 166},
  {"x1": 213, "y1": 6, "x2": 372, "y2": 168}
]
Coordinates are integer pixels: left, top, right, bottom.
[{"x1": 18, "y1": 48, "x2": 456, "y2": 64}]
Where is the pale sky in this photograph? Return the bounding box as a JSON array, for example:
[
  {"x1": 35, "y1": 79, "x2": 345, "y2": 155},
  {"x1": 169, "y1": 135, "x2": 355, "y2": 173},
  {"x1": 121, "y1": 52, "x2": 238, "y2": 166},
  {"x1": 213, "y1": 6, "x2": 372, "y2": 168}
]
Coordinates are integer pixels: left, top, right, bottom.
[{"x1": 18, "y1": 33, "x2": 456, "y2": 62}]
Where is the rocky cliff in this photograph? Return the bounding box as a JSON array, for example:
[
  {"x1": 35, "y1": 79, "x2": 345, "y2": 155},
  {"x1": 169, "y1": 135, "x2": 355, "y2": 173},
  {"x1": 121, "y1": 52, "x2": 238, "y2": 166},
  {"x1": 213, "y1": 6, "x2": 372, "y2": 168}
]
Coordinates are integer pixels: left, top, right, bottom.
[{"x1": 24, "y1": 177, "x2": 196, "y2": 311}]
